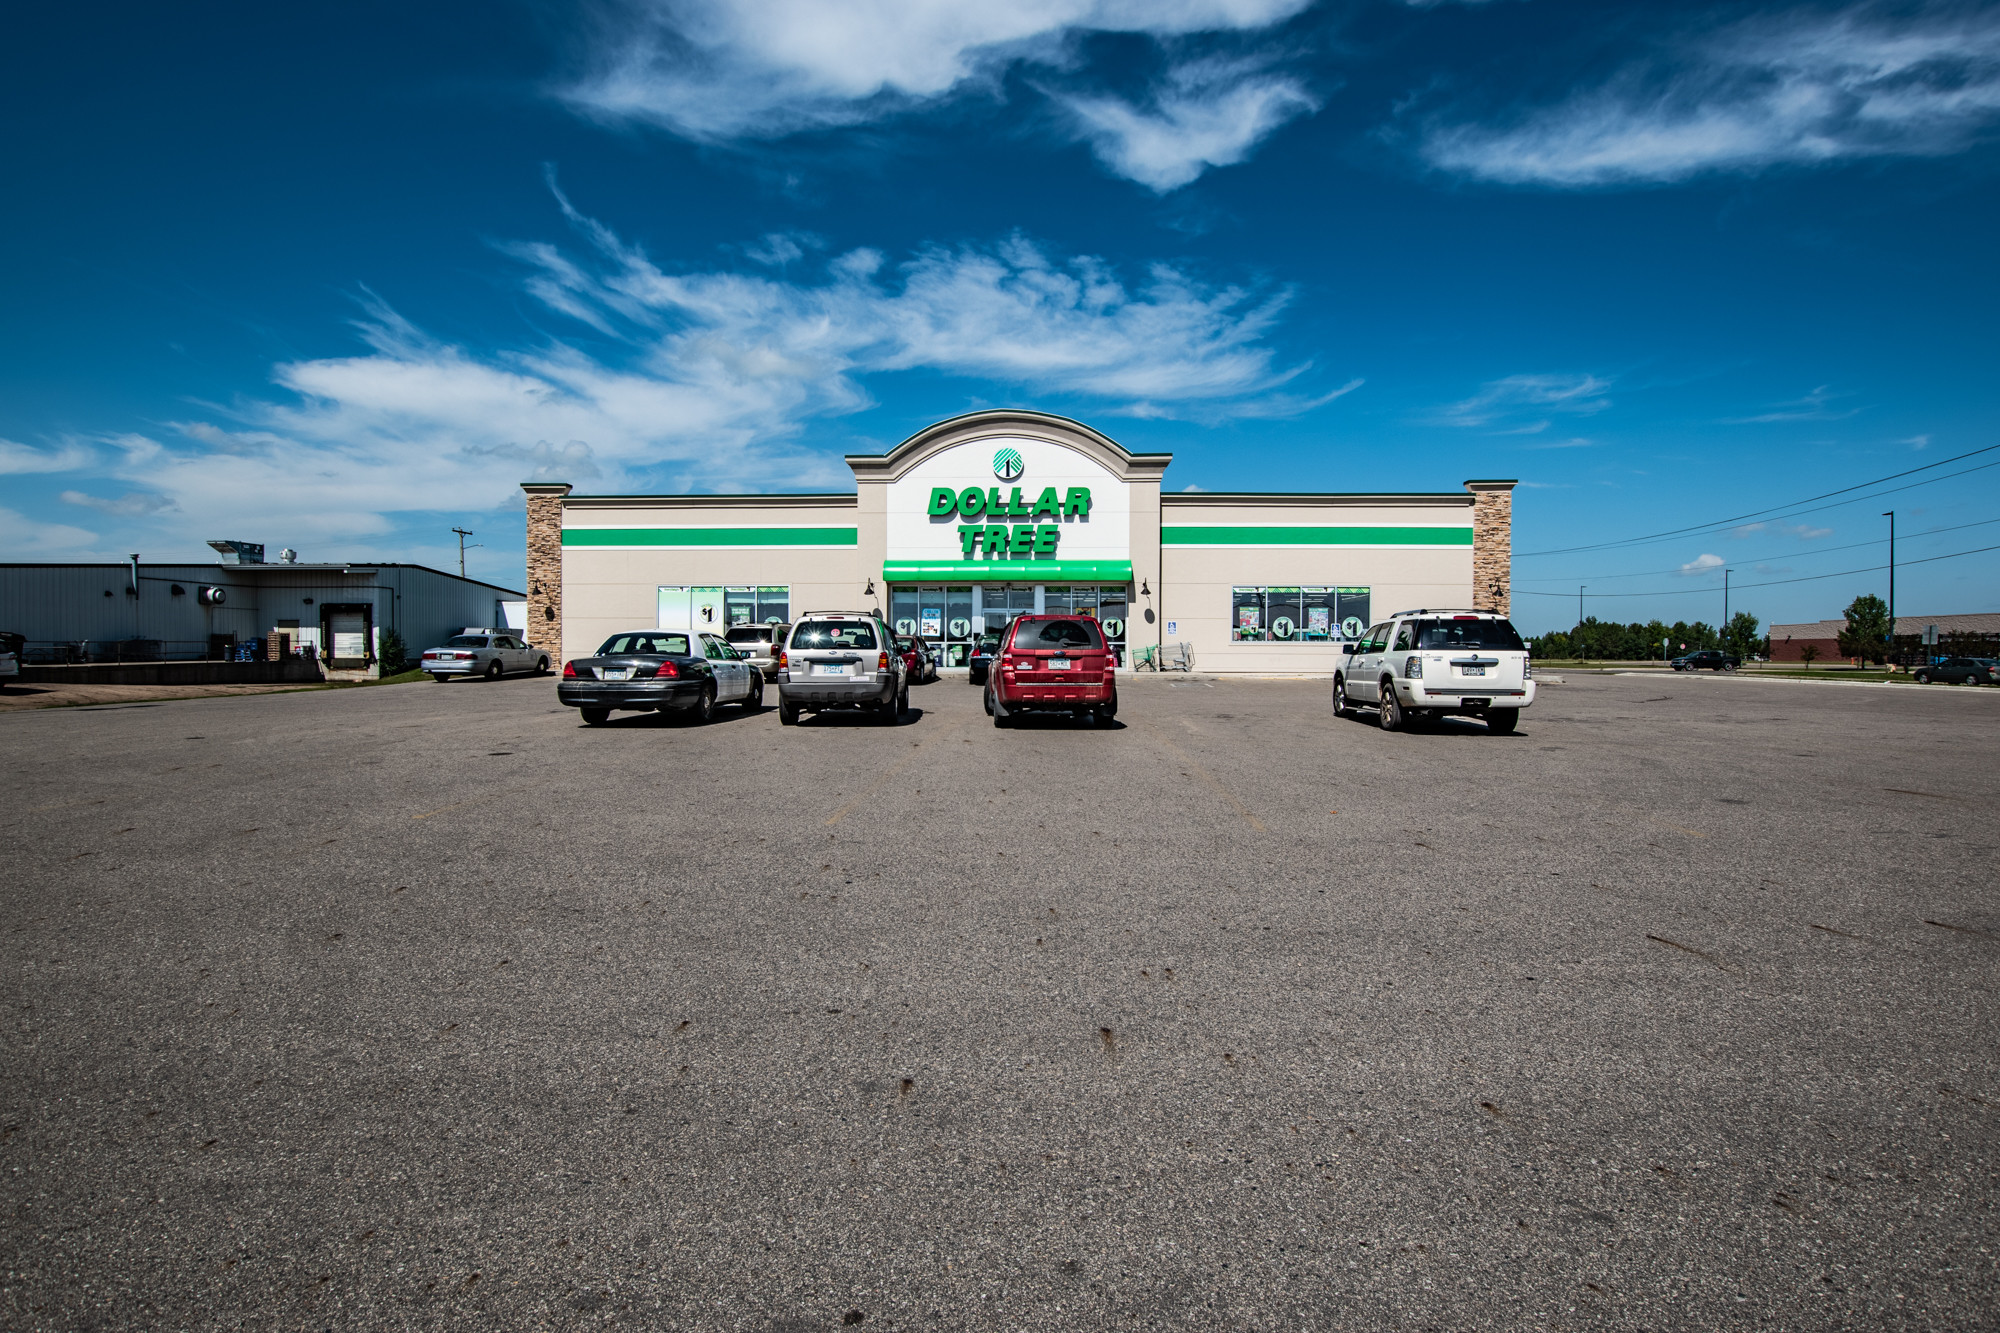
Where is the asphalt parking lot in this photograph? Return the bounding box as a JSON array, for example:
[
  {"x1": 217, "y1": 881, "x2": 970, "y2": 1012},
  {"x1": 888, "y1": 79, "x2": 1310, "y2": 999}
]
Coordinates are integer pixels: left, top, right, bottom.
[{"x1": 3, "y1": 671, "x2": 1997, "y2": 1331}]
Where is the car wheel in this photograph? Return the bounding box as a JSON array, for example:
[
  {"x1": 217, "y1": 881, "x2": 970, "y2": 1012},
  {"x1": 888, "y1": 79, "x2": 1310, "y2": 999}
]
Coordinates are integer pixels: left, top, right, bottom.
[
  {"x1": 535, "y1": 657, "x2": 550, "y2": 675},
  {"x1": 1487, "y1": 709, "x2": 1520, "y2": 735},
  {"x1": 779, "y1": 699, "x2": 800, "y2": 726},
  {"x1": 1723, "y1": 662, "x2": 1737, "y2": 673},
  {"x1": 689, "y1": 681, "x2": 716, "y2": 724},
  {"x1": 880, "y1": 685, "x2": 905, "y2": 725},
  {"x1": 1916, "y1": 672, "x2": 1931, "y2": 683},
  {"x1": 983, "y1": 687, "x2": 994, "y2": 715},
  {"x1": 1377, "y1": 679, "x2": 1403, "y2": 731},
  {"x1": 989, "y1": 686, "x2": 1012, "y2": 728},
  {"x1": 430, "y1": 673, "x2": 449, "y2": 684},
  {"x1": 1332, "y1": 675, "x2": 1352, "y2": 718},
  {"x1": 581, "y1": 707, "x2": 610, "y2": 726},
  {"x1": 484, "y1": 660, "x2": 502, "y2": 681},
  {"x1": 743, "y1": 672, "x2": 765, "y2": 710}
]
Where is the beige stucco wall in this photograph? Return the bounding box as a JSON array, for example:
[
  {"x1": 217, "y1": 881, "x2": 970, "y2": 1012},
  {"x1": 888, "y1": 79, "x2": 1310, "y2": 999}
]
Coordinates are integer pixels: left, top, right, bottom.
[
  {"x1": 558, "y1": 499, "x2": 861, "y2": 663},
  {"x1": 1155, "y1": 495, "x2": 1475, "y2": 674}
]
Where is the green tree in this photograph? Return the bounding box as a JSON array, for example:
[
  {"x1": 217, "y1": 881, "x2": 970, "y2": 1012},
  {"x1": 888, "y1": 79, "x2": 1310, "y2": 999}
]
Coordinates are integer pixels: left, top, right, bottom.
[
  {"x1": 378, "y1": 627, "x2": 410, "y2": 673},
  {"x1": 1837, "y1": 594, "x2": 1891, "y2": 664},
  {"x1": 1722, "y1": 611, "x2": 1761, "y2": 659},
  {"x1": 1798, "y1": 643, "x2": 1819, "y2": 669}
]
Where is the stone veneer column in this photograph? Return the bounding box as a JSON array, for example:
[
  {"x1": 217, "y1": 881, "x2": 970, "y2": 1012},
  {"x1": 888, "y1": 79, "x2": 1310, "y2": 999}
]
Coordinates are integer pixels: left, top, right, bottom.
[
  {"x1": 521, "y1": 482, "x2": 572, "y2": 659},
  {"x1": 1464, "y1": 480, "x2": 1517, "y2": 615}
]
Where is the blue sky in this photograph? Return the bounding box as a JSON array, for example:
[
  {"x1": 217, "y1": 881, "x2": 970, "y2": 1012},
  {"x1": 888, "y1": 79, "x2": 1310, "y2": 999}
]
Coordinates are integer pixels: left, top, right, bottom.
[{"x1": 3, "y1": 0, "x2": 1997, "y2": 631}]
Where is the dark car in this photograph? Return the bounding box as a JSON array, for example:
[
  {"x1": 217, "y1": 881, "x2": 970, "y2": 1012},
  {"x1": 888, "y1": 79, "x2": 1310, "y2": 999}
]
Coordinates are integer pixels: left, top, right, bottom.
[
  {"x1": 558, "y1": 629, "x2": 762, "y2": 726},
  {"x1": 1913, "y1": 656, "x2": 2000, "y2": 685},
  {"x1": 967, "y1": 631, "x2": 1002, "y2": 685},
  {"x1": 985, "y1": 614, "x2": 1117, "y2": 728},
  {"x1": 1671, "y1": 649, "x2": 1739, "y2": 672},
  {"x1": 893, "y1": 634, "x2": 937, "y2": 684}
]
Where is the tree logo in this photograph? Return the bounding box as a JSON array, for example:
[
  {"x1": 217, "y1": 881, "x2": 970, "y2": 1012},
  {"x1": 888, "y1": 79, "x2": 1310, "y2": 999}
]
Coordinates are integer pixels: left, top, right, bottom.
[{"x1": 992, "y1": 447, "x2": 1024, "y2": 481}]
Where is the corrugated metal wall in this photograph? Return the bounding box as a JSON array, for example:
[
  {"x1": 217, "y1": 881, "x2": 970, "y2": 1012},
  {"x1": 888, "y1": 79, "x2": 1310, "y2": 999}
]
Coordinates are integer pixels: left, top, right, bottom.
[{"x1": 0, "y1": 562, "x2": 522, "y2": 660}]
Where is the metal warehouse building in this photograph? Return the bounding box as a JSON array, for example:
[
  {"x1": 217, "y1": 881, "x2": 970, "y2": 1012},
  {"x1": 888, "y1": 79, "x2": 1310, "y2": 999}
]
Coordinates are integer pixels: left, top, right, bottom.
[
  {"x1": 522, "y1": 410, "x2": 1516, "y2": 674},
  {"x1": 0, "y1": 542, "x2": 522, "y2": 671}
]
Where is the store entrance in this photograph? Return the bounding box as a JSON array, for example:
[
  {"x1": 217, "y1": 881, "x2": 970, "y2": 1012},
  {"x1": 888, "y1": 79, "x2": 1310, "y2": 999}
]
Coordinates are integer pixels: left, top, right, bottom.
[{"x1": 889, "y1": 583, "x2": 1130, "y2": 668}]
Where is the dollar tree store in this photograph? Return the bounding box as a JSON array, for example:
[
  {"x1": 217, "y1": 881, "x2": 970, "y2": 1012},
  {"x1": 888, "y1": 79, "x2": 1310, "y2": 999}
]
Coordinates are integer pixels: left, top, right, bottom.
[{"x1": 522, "y1": 410, "x2": 1515, "y2": 674}]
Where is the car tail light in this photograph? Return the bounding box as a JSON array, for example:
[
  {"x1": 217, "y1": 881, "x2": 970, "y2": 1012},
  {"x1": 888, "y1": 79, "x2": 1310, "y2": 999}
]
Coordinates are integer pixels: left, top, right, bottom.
[
  {"x1": 878, "y1": 650, "x2": 890, "y2": 670},
  {"x1": 562, "y1": 661, "x2": 578, "y2": 678},
  {"x1": 1524, "y1": 660, "x2": 1534, "y2": 678},
  {"x1": 1405, "y1": 657, "x2": 1423, "y2": 679},
  {"x1": 777, "y1": 649, "x2": 787, "y2": 669},
  {"x1": 652, "y1": 660, "x2": 680, "y2": 679}
]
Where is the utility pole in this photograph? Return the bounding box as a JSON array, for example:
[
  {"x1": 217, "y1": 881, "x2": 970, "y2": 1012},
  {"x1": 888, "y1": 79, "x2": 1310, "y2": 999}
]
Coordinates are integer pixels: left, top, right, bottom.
[
  {"x1": 451, "y1": 527, "x2": 478, "y2": 579},
  {"x1": 1723, "y1": 568, "x2": 1730, "y2": 643},
  {"x1": 1883, "y1": 510, "x2": 1896, "y2": 663},
  {"x1": 1578, "y1": 586, "x2": 1585, "y2": 631}
]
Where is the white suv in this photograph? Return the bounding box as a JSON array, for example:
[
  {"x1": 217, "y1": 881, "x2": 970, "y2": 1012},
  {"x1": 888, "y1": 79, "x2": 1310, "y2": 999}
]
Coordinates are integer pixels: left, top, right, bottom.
[{"x1": 1332, "y1": 609, "x2": 1535, "y2": 734}]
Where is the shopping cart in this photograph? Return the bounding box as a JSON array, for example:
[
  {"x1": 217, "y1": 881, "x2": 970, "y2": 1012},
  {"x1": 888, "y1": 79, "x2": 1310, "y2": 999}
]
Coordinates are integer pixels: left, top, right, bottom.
[{"x1": 1133, "y1": 642, "x2": 1194, "y2": 672}]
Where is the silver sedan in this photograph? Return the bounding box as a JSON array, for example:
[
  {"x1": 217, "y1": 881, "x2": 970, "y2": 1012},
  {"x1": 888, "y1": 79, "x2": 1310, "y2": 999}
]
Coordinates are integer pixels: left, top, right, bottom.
[{"x1": 420, "y1": 633, "x2": 550, "y2": 682}]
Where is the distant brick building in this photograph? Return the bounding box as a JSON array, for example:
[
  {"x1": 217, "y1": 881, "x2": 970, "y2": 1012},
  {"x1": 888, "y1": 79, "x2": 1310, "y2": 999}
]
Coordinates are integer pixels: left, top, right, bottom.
[{"x1": 1769, "y1": 613, "x2": 2000, "y2": 662}]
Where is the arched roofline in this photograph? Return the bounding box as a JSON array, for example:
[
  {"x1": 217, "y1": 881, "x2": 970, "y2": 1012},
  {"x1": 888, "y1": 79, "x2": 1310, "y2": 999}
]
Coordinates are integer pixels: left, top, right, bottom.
[{"x1": 845, "y1": 409, "x2": 1172, "y2": 484}]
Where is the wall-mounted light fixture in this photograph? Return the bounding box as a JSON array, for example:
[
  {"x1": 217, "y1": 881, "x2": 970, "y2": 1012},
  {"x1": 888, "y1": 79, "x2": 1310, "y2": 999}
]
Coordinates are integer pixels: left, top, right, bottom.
[
  {"x1": 1139, "y1": 579, "x2": 1151, "y2": 597},
  {"x1": 303, "y1": 597, "x2": 315, "y2": 605},
  {"x1": 865, "y1": 578, "x2": 877, "y2": 596}
]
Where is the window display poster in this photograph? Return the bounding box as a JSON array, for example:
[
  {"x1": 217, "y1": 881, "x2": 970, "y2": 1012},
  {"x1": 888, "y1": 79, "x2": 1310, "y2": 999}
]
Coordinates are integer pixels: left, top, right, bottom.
[
  {"x1": 920, "y1": 607, "x2": 943, "y2": 636},
  {"x1": 1308, "y1": 606, "x2": 1330, "y2": 634},
  {"x1": 1238, "y1": 605, "x2": 1260, "y2": 630}
]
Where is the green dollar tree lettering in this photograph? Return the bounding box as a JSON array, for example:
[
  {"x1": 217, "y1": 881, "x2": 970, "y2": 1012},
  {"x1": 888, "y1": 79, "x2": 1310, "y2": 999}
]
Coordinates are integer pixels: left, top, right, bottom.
[
  {"x1": 1031, "y1": 487, "x2": 1061, "y2": 519},
  {"x1": 928, "y1": 487, "x2": 957, "y2": 516},
  {"x1": 1063, "y1": 487, "x2": 1092, "y2": 517}
]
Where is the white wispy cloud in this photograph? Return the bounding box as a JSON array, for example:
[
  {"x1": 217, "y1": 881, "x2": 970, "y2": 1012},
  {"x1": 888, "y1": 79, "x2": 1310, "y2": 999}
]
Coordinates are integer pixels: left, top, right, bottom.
[
  {"x1": 1721, "y1": 385, "x2": 1862, "y2": 424},
  {"x1": 17, "y1": 205, "x2": 1324, "y2": 559},
  {"x1": 1434, "y1": 372, "x2": 1612, "y2": 431},
  {"x1": 1731, "y1": 520, "x2": 1833, "y2": 540},
  {"x1": 1419, "y1": 3, "x2": 2000, "y2": 186},
  {"x1": 1680, "y1": 552, "x2": 1726, "y2": 574},
  {"x1": 59, "y1": 490, "x2": 176, "y2": 517},
  {"x1": 1057, "y1": 56, "x2": 1319, "y2": 192},
  {"x1": 0, "y1": 438, "x2": 93, "y2": 474},
  {"x1": 562, "y1": 0, "x2": 1316, "y2": 187},
  {"x1": 0, "y1": 506, "x2": 101, "y2": 555}
]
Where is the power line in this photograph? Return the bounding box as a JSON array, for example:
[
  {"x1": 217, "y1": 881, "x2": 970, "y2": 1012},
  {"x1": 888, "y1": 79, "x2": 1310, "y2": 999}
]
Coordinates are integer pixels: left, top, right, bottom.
[
  {"x1": 1516, "y1": 440, "x2": 2000, "y2": 558},
  {"x1": 1513, "y1": 540, "x2": 2000, "y2": 601},
  {"x1": 1516, "y1": 515, "x2": 2000, "y2": 585}
]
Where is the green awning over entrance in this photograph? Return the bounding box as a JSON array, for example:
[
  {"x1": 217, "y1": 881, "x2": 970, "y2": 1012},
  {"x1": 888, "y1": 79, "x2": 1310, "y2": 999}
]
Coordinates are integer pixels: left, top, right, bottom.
[{"x1": 882, "y1": 559, "x2": 1134, "y2": 583}]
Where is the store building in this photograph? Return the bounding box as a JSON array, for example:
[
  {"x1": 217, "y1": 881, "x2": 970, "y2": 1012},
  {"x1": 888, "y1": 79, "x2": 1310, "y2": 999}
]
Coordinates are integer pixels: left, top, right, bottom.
[{"x1": 524, "y1": 410, "x2": 1515, "y2": 674}]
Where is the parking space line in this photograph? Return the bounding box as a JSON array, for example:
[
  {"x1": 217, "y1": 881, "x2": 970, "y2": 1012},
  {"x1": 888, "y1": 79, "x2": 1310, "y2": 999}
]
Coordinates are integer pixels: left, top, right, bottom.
[
  {"x1": 1136, "y1": 721, "x2": 1269, "y2": 833},
  {"x1": 823, "y1": 720, "x2": 969, "y2": 826}
]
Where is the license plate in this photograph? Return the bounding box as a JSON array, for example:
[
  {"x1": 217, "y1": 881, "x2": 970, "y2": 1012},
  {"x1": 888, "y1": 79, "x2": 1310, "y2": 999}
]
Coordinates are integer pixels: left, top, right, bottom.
[
  {"x1": 604, "y1": 668, "x2": 632, "y2": 680},
  {"x1": 1461, "y1": 665, "x2": 1486, "y2": 676},
  {"x1": 820, "y1": 663, "x2": 848, "y2": 675},
  {"x1": 1049, "y1": 658, "x2": 1071, "y2": 670}
]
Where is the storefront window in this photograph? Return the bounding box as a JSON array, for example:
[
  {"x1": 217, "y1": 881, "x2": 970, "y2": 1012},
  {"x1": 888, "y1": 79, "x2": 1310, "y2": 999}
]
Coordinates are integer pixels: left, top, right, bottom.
[
  {"x1": 1097, "y1": 585, "x2": 1128, "y2": 665},
  {"x1": 890, "y1": 586, "x2": 921, "y2": 637},
  {"x1": 945, "y1": 587, "x2": 973, "y2": 666},
  {"x1": 725, "y1": 587, "x2": 758, "y2": 627},
  {"x1": 1232, "y1": 587, "x2": 1266, "y2": 641},
  {"x1": 1230, "y1": 586, "x2": 1371, "y2": 642},
  {"x1": 757, "y1": 587, "x2": 790, "y2": 624}
]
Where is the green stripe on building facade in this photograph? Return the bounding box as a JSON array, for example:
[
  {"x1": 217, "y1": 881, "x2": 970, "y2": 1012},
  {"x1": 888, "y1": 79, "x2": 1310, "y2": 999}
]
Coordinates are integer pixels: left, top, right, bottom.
[
  {"x1": 1161, "y1": 525, "x2": 1473, "y2": 546},
  {"x1": 882, "y1": 559, "x2": 1135, "y2": 583},
  {"x1": 563, "y1": 527, "x2": 860, "y2": 547}
]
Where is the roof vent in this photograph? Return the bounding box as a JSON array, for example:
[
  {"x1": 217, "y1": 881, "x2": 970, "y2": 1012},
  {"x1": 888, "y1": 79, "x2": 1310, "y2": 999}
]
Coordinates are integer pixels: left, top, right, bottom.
[
  {"x1": 207, "y1": 540, "x2": 265, "y2": 565},
  {"x1": 278, "y1": 548, "x2": 298, "y2": 564}
]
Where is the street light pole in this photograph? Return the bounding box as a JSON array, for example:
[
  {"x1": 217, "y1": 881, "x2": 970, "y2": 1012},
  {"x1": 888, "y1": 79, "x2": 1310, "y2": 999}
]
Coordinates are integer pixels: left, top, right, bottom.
[
  {"x1": 1578, "y1": 585, "x2": 1585, "y2": 630},
  {"x1": 451, "y1": 527, "x2": 476, "y2": 579},
  {"x1": 1723, "y1": 568, "x2": 1730, "y2": 640}
]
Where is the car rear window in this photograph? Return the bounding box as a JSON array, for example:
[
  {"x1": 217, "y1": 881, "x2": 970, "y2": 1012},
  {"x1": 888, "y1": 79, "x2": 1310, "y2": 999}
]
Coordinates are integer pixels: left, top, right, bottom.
[
  {"x1": 792, "y1": 621, "x2": 878, "y2": 650},
  {"x1": 1414, "y1": 618, "x2": 1526, "y2": 652},
  {"x1": 596, "y1": 633, "x2": 692, "y2": 655},
  {"x1": 724, "y1": 627, "x2": 770, "y2": 644},
  {"x1": 445, "y1": 636, "x2": 489, "y2": 648},
  {"x1": 1014, "y1": 618, "x2": 1104, "y2": 649}
]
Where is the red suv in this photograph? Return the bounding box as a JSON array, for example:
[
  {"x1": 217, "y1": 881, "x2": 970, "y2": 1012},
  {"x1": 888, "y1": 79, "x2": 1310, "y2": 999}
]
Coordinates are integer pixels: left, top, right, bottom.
[{"x1": 985, "y1": 614, "x2": 1118, "y2": 727}]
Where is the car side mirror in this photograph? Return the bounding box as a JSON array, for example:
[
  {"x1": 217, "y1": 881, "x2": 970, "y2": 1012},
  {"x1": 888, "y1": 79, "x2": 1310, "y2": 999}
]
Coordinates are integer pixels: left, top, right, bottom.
[{"x1": 1340, "y1": 642, "x2": 1355, "y2": 654}]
